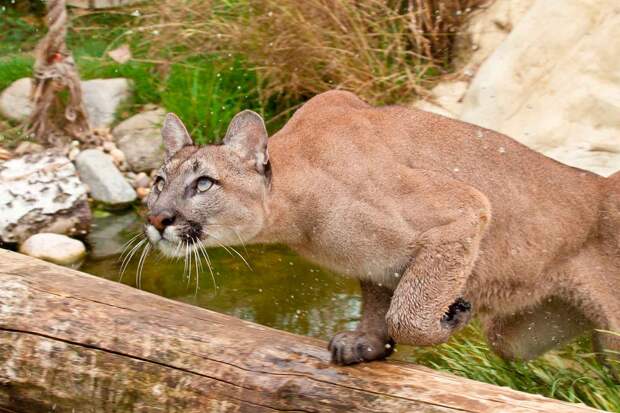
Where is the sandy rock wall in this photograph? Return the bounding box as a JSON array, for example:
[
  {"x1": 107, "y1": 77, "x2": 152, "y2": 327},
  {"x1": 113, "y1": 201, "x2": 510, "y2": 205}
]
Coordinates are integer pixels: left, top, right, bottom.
[
  {"x1": 416, "y1": 0, "x2": 620, "y2": 177},
  {"x1": 461, "y1": 0, "x2": 620, "y2": 177}
]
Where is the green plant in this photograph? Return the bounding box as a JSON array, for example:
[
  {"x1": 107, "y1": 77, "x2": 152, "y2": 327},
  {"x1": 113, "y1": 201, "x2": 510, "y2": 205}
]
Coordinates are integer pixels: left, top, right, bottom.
[
  {"x1": 141, "y1": 0, "x2": 485, "y2": 107},
  {"x1": 409, "y1": 322, "x2": 620, "y2": 412}
]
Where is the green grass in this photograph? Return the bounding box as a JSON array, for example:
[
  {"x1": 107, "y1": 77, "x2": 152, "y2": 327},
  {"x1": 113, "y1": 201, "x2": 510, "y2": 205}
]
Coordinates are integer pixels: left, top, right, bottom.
[
  {"x1": 0, "y1": 7, "x2": 269, "y2": 142},
  {"x1": 409, "y1": 323, "x2": 620, "y2": 412}
]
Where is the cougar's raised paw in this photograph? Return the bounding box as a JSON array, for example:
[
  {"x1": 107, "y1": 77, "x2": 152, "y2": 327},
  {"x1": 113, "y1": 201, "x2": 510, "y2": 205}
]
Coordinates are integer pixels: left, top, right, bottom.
[
  {"x1": 441, "y1": 297, "x2": 472, "y2": 329},
  {"x1": 328, "y1": 331, "x2": 395, "y2": 365}
]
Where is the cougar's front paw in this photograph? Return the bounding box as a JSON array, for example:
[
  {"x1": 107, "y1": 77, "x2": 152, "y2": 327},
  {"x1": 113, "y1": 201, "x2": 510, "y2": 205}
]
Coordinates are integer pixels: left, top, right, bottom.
[
  {"x1": 441, "y1": 297, "x2": 472, "y2": 330},
  {"x1": 328, "y1": 332, "x2": 395, "y2": 365}
]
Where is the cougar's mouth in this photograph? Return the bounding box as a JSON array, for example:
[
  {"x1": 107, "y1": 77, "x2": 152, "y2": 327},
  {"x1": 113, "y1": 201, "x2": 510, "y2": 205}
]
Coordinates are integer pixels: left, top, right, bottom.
[{"x1": 145, "y1": 221, "x2": 206, "y2": 258}]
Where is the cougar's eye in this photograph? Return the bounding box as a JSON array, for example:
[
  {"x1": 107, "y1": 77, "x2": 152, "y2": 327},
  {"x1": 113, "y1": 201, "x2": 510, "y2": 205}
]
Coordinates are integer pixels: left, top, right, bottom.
[
  {"x1": 196, "y1": 176, "x2": 214, "y2": 193},
  {"x1": 154, "y1": 177, "x2": 165, "y2": 192}
]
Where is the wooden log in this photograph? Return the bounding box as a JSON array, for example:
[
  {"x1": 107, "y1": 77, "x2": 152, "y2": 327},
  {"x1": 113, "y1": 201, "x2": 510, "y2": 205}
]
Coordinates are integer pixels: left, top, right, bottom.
[{"x1": 0, "y1": 249, "x2": 603, "y2": 413}]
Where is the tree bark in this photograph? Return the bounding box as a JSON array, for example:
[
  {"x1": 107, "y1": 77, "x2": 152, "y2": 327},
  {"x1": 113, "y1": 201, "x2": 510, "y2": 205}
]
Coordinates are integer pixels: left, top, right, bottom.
[{"x1": 0, "y1": 250, "x2": 603, "y2": 413}]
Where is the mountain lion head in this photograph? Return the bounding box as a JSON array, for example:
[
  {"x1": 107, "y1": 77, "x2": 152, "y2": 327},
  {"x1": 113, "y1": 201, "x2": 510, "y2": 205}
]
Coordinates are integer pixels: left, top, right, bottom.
[{"x1": 145, "y1": 111, "x2": 271, "y2": 257}]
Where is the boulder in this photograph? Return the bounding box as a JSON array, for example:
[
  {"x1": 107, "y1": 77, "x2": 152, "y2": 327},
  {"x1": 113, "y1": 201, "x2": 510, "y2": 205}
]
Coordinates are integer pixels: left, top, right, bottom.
[
  {"x1": 82, "y1": 78, "x2": 132, "y2": 128},
  {"x1": 113, "y1": 108, "x2": 166, "y2": 172},
  {"x1": 0, "y1": 78, "x2": 33, "y2": 123},
  {"x1": 0, "y1": 151, "x2": 91, "y2": 244},
  {"x1": 19, "y1": 233, "x2": 86, "y2": 266},
  {"x1": 453, "y1": 0, "x2": 536, "y2": 71},
  {"x1": 460, "y1": 0, "x2": 620, "y2": 177},
  {"x1": 75, "y1": 149, "x2": 137, "y2": 207},
  {"x1": 0, "y1": 78, "x2": 131, "y2": 128}
]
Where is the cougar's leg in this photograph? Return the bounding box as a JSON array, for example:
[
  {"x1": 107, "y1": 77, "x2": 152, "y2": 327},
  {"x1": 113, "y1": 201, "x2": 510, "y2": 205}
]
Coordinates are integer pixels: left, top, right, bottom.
[
  {"x1": 387, "y1": 209, "x2": 489, "y2": 346},
  {"x1": 554, "y1": 247, "x2": 620, "y2": 380},
  {"x1": 482, "y1": 296, "x2": 592, "y2": 361},
  {"x1": 328, "y1": 280, "x2": 394, "y2": 365}
]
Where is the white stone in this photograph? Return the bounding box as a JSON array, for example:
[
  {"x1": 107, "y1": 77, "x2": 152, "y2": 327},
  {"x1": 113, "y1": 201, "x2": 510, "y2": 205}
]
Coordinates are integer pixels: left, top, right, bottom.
[
  {"x1": 19, "y1": 233, "x2": 86, "y2": 266},
  {"x1": 0, "y1": 78, "x2": 33, "y2": 123},
  {"x1": 82, "y1": 79, "x2": 132, "y2": 128},
  {"x1": 75, "y1": 149, "x2": 137, "y2": 207},
  {"x1": 0, "y1": 151, "x2": 91, "y2": 244},
  {"x1": 460, "y1": 0, "x2": 620, "y2": 177},
  {"x1": 0, "y1": 78, "x2": 131, "y2": 129}
]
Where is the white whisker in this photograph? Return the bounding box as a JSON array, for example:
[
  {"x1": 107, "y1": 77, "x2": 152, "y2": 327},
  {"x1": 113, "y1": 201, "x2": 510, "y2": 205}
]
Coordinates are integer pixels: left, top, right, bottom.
[
  {"x1": 187, "y1": 240, "x2": 193, "y2": 287},
  {"x1": 182, "y1": 240, "x2": 189, "y2": 281},
  {"x1": 136, "y1": 242, "x2": 151, "y2": 290},
  {"x1": 192, "y1": 242, "x2": 201, "y2": 295},
  {"x1": 118, "y1": 232, "x2": 143, "y2": 263},
  {"x1": 197, "y1": 238, "x2": 217, "y2": 290},
  {"x1": 119, "y1": 238, "x2": 146, "y2": 281},
  {"x1": 205, "y1": 223, "x2": 249, "y2": 255},
  {"x1": 207, "y1": 232, "x2": 253, "y2": 271}
]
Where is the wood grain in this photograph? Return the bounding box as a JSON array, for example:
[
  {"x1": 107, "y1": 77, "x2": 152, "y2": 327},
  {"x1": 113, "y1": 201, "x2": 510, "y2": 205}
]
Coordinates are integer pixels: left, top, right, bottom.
[{"x1": 0, "y1": 249, "x2": 603, "y2": 412}]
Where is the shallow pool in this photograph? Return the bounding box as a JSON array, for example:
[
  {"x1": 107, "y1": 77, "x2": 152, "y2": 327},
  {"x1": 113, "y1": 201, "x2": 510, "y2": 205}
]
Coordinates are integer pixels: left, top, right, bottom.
[{"x1": 82, "y1": 210, "x2": 365, "y2": 342}]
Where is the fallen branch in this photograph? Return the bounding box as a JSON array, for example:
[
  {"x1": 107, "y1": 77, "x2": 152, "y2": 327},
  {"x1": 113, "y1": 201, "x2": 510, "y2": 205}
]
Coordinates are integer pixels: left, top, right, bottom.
[{"x1": 0, "y1": 250, "x2": 603, "y2": 412}]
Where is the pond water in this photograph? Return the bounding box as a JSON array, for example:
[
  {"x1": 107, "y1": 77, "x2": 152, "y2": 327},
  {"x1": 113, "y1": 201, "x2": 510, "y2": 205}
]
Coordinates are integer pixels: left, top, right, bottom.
[{"x1": 82, "y1": 209, "x2": 374, "y2": 348}]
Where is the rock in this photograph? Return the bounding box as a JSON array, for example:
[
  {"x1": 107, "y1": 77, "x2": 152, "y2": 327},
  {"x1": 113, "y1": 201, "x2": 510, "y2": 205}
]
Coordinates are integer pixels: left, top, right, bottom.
[
  {"x1": 460, "y1": 0, "x2": 620, "y2": 177},
  {"x1": 68, "y1": 147, "x2": 81, "y2": 161},
  {"x1": 75, "y1": 149, "x2": 137, "y2": 207},
  {"x1": 82, "y1": 79, "x2": 132, "y2": 128},
  {"x1": 102, "y1": 141, "x2": 117, "y2": 152},
  {"x1": 113, "y1": 108, "x2": 166, "y2": 172},
  {"x1": 453, "y1": 0, "x2": 535, "y2": 71},
  {"x1": 413, "y1": 81, "x2": 469, "y2": 119},
  {"x1": 0, "y1": 78, "x2": 131, "y2": 128},
  {"x1": 136, "y1": 186, "x2": 150, "y2": 200},
  {"x1": 67, "y1": 0, "x2": 144, "y2": 8},
  {"x1": 14, "y1": 142, "x2": 45, "y2": 156},
  {"x1": 87, "y1": 211, "x2": 143, "y2": 260},
  {"x1": 0, "y1": 151, "x2": 91, "y2": 244},
  {"x1": 19, "y1": 233, "x2": 86, "y2": 266},
  {"x1": 133, "y1": 172, "x2": 150, "y2": 189},
  {"x1": 0, "y1": 78, "x2": 33, "y2": 123},
  {"x1": 109, "y1": 148, "x2": 126, "y2": 166},
  {"x1": 0, "y1": 148, "x2": 11, "y2": 161}
]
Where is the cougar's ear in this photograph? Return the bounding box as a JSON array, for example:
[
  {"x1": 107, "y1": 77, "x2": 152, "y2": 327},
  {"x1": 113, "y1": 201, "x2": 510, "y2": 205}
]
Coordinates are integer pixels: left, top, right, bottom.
[
  {"x1": 224, "y1": 110, "x2": 270, "y2": 176},
  {"x1": 162, "y1": 113, "x2": 193, "y2": 160}
]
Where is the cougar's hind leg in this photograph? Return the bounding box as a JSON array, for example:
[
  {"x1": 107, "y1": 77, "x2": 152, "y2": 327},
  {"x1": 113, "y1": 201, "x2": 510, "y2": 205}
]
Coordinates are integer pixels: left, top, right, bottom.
[
  {"x1": 328, "y1": 280, "x2": 394, "y2": 365},
  {"x1": 556, "y1": 247, "x2": 620, "y2": 380},
  {"x1": 576, "y1": 287, "x2": 620, "y2": 380},
  {"x1": 482, "y1": 296, "x2": 592, "y2": 361}
]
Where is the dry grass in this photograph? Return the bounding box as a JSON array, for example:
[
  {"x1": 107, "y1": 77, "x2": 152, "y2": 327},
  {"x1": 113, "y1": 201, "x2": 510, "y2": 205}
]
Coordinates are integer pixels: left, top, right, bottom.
[{"x1": 141, "y1": 0, "x2": 485, "y2": 106}]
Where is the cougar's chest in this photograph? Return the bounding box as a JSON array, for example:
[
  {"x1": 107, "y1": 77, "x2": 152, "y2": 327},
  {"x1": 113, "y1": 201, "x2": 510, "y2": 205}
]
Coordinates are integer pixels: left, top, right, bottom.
[{"x1": 291, "y1": 197, "x2": 416, "y2": 288}]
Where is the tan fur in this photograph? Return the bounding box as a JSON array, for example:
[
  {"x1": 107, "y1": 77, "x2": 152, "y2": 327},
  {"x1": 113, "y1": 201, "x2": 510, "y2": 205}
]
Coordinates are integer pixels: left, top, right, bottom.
[{"x1": 147, "y1": 91, "x2": 620, "y2": 372}]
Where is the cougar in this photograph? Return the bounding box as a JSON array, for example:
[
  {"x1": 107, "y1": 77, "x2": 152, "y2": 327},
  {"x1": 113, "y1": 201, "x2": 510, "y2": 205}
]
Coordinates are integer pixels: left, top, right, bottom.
[{"x1": 145, "y1": 91, "x2": 620, "y2": 372}]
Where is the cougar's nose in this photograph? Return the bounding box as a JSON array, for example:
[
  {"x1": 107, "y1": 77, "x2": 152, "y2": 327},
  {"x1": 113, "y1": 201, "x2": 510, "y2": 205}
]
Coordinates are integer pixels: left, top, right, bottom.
[{"x1": 147, "y1": 210, "x2": 176, "y2": 233}]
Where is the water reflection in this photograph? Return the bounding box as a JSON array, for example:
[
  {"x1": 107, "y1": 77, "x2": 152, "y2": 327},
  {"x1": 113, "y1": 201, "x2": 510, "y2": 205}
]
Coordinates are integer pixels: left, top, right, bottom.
[{"x1": 82, "y1": 210, "x2": 360, "y2": 340}]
